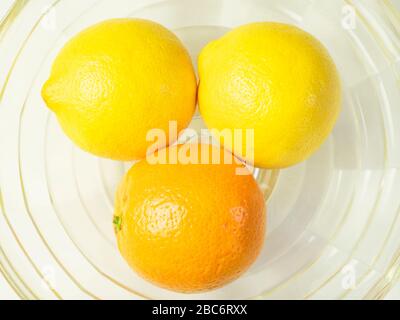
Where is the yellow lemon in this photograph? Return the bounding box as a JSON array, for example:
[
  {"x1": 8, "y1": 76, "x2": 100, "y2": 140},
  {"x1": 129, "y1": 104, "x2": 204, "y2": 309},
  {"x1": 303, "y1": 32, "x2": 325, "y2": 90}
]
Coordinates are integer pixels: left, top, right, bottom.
[
  {"x1": 42, "y1": 19, "x2": 197, "y2": 161},
  {"x1": 198, "y1": 22, "x2": 341, "y2": 168}
]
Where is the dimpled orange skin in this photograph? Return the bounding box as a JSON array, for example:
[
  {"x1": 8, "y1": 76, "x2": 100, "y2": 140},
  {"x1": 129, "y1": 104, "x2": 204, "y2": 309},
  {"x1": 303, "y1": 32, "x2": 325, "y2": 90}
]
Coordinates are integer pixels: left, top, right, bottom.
[{"x1": 114, "y1": 144, "x2": 266, "y2": 292}]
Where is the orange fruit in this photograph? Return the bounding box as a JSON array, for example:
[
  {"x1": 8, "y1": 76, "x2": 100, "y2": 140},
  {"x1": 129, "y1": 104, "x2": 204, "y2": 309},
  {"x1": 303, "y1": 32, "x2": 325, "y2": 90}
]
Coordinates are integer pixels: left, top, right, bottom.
[{"x1": 114, "y1": 143, "x2": 266, "y2": 292}]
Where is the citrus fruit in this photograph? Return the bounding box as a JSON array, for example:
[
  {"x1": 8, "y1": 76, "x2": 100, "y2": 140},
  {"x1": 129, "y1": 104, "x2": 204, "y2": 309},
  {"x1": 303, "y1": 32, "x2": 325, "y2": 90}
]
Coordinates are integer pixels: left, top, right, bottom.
[
  {"x1": 198, "y1": 22, "x2": 342, "y2": 168},
  {"x1": 114, "y1": 143, "x2": 266, "y2": 292},
  {"x1": 42, "y1": 18, "x2": 197, "y2": 161}
]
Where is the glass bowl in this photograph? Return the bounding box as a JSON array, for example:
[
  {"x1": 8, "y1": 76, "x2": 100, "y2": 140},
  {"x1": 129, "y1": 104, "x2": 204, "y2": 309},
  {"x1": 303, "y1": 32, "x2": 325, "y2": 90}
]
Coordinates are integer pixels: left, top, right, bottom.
[{"x1": 0, "y1": 0, "x2": 399, "y2": 300}]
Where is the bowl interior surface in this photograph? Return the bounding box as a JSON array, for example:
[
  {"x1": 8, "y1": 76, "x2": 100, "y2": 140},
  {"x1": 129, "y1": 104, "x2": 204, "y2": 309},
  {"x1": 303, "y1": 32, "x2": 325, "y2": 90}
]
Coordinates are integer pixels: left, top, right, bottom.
[{"x1": 0, "y1": 0, "x2": 399, "y2": 300}]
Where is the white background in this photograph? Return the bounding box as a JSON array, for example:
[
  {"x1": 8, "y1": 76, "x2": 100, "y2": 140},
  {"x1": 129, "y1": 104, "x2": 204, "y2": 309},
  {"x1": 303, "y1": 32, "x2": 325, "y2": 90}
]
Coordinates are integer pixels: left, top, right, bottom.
[{"x1": 0, "y1": 0, "x2": 399, "y2": 300}]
